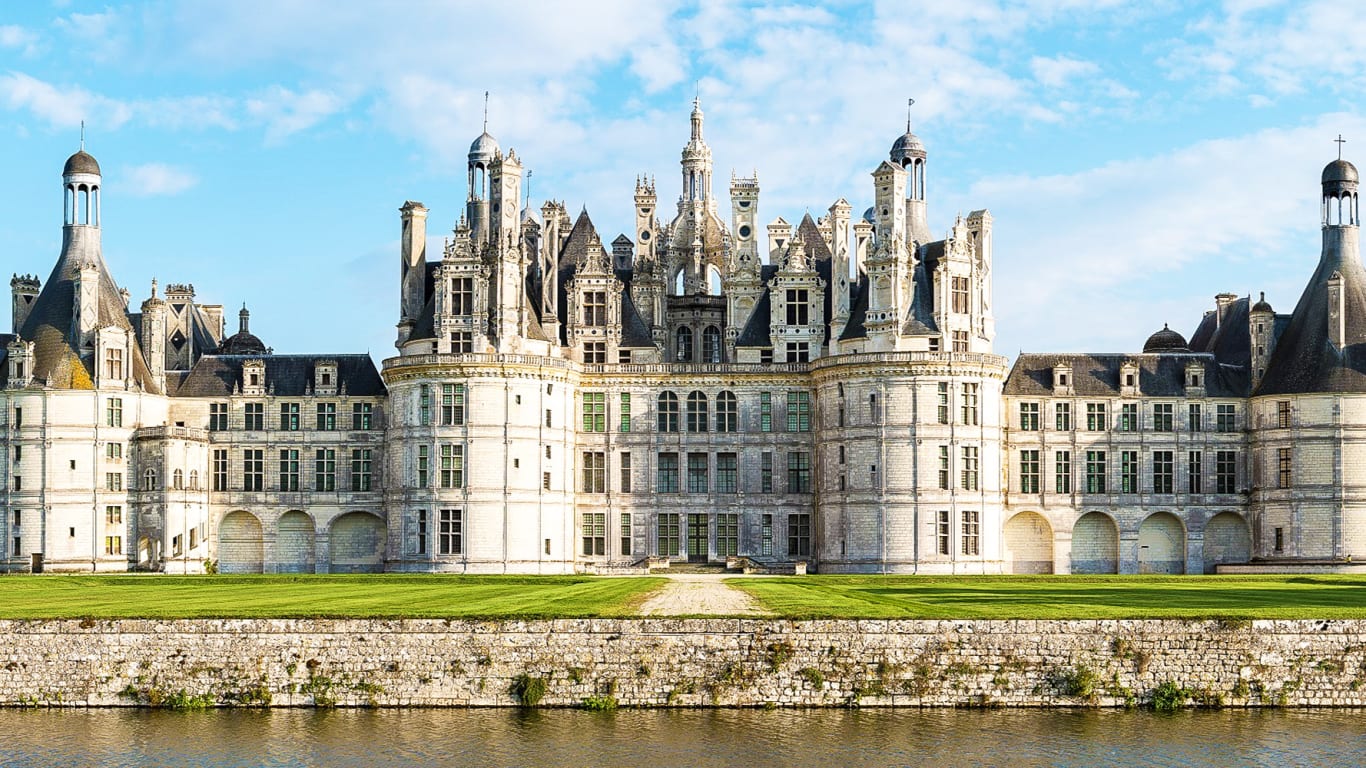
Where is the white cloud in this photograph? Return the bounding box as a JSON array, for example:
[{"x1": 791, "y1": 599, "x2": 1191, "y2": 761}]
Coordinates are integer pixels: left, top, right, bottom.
[
  {"x1": 245, "y1": 86, "x2": 347, "y2": 143},
  {"x1": 1030, "y1": 55, "x2": 1100, "y2": 88},
  {"x1": 0, "y1": 72, "x2": 132, "y2": 129},
  {"x1": 123, "y1": 163, "x2": 198, "y2": 196},
  {"x1": 0, "y1": 24, "x2": 38, "y2": 53}
]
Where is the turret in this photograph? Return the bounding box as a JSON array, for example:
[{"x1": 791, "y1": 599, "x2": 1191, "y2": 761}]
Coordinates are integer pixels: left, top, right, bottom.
[
  {"x1": 829, "y1": 198, "x2": 853, "y2": 342},
  {"x1": 140, "y1": 279, "x2": 167, "y2": 391},
  {"x1": 1249, "y1": 291, "x2": 1275, "y2": 386},
  {"x1": 398, "y1": 201, "x2": 428, "y2": 346},
  {"x1": 890, "y1": 108, "x2": 929, "y2": 245}
]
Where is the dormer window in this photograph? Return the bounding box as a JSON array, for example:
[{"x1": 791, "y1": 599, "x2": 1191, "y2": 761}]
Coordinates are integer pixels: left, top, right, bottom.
[
  {"x1": 242, "y1": 360, "x2": 266, "y2": 396},
  {"x1": 1052, "y1": 364, "x2": 1073, "y2": 394},
  {"x1": 315, "y1": 361, "x2": 339, "y2": 396},
  {"x1": 105, "y1": 348, "x2": 124, "y2": 380}
]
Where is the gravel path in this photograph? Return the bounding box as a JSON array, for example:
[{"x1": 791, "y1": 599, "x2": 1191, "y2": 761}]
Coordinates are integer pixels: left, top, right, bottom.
[{"x1": 636, "y1": 574, "x2": 772, "y2": 616}]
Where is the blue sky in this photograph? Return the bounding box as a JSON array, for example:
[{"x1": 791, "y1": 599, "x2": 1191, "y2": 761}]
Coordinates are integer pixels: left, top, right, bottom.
[{"x1": 2, "y1": 1, "x2": 1364, "y2": 362}]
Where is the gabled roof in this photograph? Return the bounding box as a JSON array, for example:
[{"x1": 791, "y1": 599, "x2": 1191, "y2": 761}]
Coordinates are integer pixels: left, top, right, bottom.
[
  {"x1": 736, "y1": 284, "x2": 773, "y2": 348},
  {"x1": 171, "y1": 354, "x2": 386, "y2": 398},
  {"x1": 839, "y1": 274, "x2": 869, "y2": 341},
  {"x1": 902, "y1": 240, "x2": 942, "y2": 335},
  {"x1": 1005, "y1": 352, "x2": 1249, "y2": 398},
  {"x1": 620, "y1": 288, "x2": 654, "y2": 348}
]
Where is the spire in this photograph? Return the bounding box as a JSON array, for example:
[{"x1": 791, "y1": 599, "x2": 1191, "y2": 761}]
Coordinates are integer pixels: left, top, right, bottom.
[
  {"x1": 691, "y1": 96, "x2": 704, "y2": 141},
  {"x1": 906, "y1": 97, "x2": 914, "y2": 132},
  {"x1": 239, "y1": 303, "x2": 250, "y2": 333},
  {"x1": 80, "y1": 119, "x2": 85, "y2": 151},
  {"x1": 483, "y1": 91, "x2": 489, "y2": 133}
]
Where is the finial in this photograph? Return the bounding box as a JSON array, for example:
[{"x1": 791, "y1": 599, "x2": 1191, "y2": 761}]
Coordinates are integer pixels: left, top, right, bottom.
[
  {"x1": 906, "y1": 98, "x2": 915, "y2": 132},
  {"x1": 151, "y1": 278, "x2": 158, "y2": 299},
  {"x1": 483, "y1": 91, "x2": 489, "y2": 133},
  {"x1": 1337, "y1": 134, "x2": 1347, "y2": 160},
  {"x1": 525, "y1": 169, "x2": 532, "y2": 211}
]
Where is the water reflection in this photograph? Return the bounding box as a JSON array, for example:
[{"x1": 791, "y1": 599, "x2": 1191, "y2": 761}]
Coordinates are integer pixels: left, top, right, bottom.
[{"x1": 3, "y1": 707, "x2": 1364, "y2": 767}]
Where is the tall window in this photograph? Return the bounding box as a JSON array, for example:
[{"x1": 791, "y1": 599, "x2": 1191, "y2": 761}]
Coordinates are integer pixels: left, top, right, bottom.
[
  {"x1": 582, "y1": 512, "x2": 606, "y2": 555},
  {"x1": 1120, "y1": 450, "x2": 1139, "y2": 494},
  {"x1": 938, "y1": 446, "x2": 950, "y2": 489},
  {"x1": 316, "y1": 402, "x2": 337, "y2": 431},
  {"x1": 951, "y1": 276, "x2": 969, "y2": 314},
  {"x1": 451, "y1": 278, "x2": 474, "y2": 315},
  {"x1": 788, "y1": 452, "x2": 811, "y2": 493},
  {"x1": 417, "y1": 445, "x2": 429, "y2": 488},
  {"x1": 960, "y1": 446, "x2": 979, "y2": 491},
  {"x1": 583, "y1": 291, "x2": 607, "y2": 326},
  {"x1": 702, "y1": 326, "x2": 722, "y2": 363},
  {"x1": 415, "y1": 510, "x2": 428, "y2": 555},
  {"x1": 1019, "y1": 450, "x2": 1040, "y2": 493},
  {"x1": 106, "y1": 442, "x2": 123, "y2": 461},
  {"x1": 619, "y1": 452, "x2": 632, "y2": 493},
  {"x1": 657, "y1": 452, "x2": 679, "y2": 493},
  {"x1": 1276, "y1": 400, "x2": 1291, "y2": 429},
  {"x1": 936, "y1": 510, "x2": 951, "y2": 555},
  {"x1": 785, "y1": 289, "x2": 809, "y2": 325},
  {"x1": 619, "y1": 393, "x2": 632, "y2": 432},
  {"x1": 143, "y1": 468, "x2": 157, "y2": 490},
  {"x1": 105, "y1": 505, "x2": 122, "y2": 524},
  {"x1": 279, "y1": 449, "x2": 300, "y2": 491},
  {"x1": 1055, "y1": 402, "x2": 1071, "y2": 431},
  {"x1": 280, "y1": 402, "x2": 300, "y2": 431},
  {"x1": 351, "y1": 448, "x2": 373, "y2": 491},
  {"x1": 1188, "y1": 450, "x2": 1203, "y2": 493},
  {"x1": 686, "y1": 391, "x2": 709, "y2": 432},
  {"x1": 676, "y1": 326, "x2": 694, "y2": 362},
  {"x1": 441, "y1": 384, "x2": 465, "y2": 426},
  {"x1": 105, "y1": 348, "x2": 124, "y2": 380},
  {"x1": 960, "y1": 383, "x2": 979, "y2": 425},
  {"x1": 105, "y1": 472, "x2": 123, "y2": 491},
  {"x1": 1153, "y1": 403, "x2": 1173, "y2": 432},
  {"x1": 438, "y1": 509, "x2": 462, "y2": 555},
  {"x1": 961, "y1": 510, "x2": 980, "y2": 555},
  {"x1": 870, "y1": 393, "x2": 881, "y2": 423},
  {"x1": 760, "y1": 513, "x2": 774, "y2": 557},
  {"x1": 243, "y1": 449, "x2": 264, "y2": 491},
  {"x1": 1086, "y1": 403, "x2": 1107, "y2": 431},
  {"x1": 1085, "y1": 450, "x2": 1107, "y2": 493},
  {"x1": 582, "y1": 451, "x2": 606, "y2": 493},
  {"x1": 759, "y1": 392, "x2": 773, "y2": 432},
  {"x1": 1216, "y1": 450, "x2": 1237, "y2": 493},
  {"x1": 761, "y1": 451, "x2": 773, "y2": 493},
  {"x1": 1019, "y1": 402, "x2": 1039, "y2": 431},
  {"x1": 209, "y1": 403, "x2": 228, "y2": 431},
  {"x1": 716, "y1": 453, "x2": 738, "y2": 493},
  {"x1": 1277, "y1": 447, "x2": 1292, "y2": 488},
  {"x1": 687, "y1": 452, "x2": 708, "y2": 493},
  {"x1": 1119, "y1": 403, "x2": 1138, "y2": 432},
  {"x1": 717, "y1": 513, "x2": 738, "y2": 557},
  {"x1": 1188, "y1": 403, "x2": 1203, "y2": 432},
  {"x1": 1055, "y1": 450, "x2": 1072, "y2": 493},
  {"x1": 418, "y1": 385, "x2": 431, "y2": 425},
  {"x1": 657, "y1": 392, "x2": 680, "y2": 432},
  {"x1": 440, "y1": 444, "x2": 463, "y2": 488},
  {"x1": 315, "y1": 449, "x2": 336, "y2": 491},
  {"x1": 352, "y1": 403, "x2": 373, "y2": 430},
  {"x1": 936, "y1": 383, "x2": 949, "y2": 424},
  {"x1": 106, "y1": 398, "x2": 123, "y2": 428},
  {"x1": 715, "y1": 391, "x2": 738, "y2": 432},
  {"x1": 787, "y1": 391, "x2": 811, "y2": 432},
  {"x1": 658, "y1": 513, "x2": 681, "y2": 556},
  {"x1": 582, "y1": 392, "x2": 606, "y2": 432},
  {"x1": 1152, "y1": 450, "x2": 1174, "y2": 494},
  {"x1": 788, "y1": 513, "x2": 811, "y2": 557},
  {"x1": 620, "y1": 512, "x2": 633, "y2": 556},
  {"x1": 212, "y1": 450, "x2": 228, "y2": 491},
  {"x1": 1216, "y1": 404, "x2": 1236, "y2": 432}
]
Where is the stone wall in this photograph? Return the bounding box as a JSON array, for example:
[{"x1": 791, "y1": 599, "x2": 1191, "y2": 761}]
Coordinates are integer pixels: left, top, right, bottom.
[{"x1": 0, "y1": 618, "x2": 1363, "y2": 708}]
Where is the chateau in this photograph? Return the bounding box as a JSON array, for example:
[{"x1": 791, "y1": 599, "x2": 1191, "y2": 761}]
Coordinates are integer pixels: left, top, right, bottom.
[{"x1": 1, "y1": 104, "x2": 1361, "y2": 575}]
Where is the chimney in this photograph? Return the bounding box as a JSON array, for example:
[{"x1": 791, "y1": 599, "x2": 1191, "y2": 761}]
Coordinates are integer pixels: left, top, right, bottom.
[
  {"x1": 399, "y1": 201, "x2": 428, "y2": 342},
  {"x1": 141, "y1": 280, "x2": 167, "y2": 391},
  {"x1": 11, "y1": 274, "x2": 40, "y2": 332},
  {"x1": 1214, "y1": 292, "x2": 1237, "y2": 328}
]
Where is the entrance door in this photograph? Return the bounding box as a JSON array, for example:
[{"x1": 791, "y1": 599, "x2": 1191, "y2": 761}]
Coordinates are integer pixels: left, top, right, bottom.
[{"x1": 687, "y1": 514, "x2": 708, "y2": 563}]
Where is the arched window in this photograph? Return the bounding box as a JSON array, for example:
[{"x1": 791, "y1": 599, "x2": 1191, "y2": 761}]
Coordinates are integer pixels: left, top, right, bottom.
[
  {"x1": 676, "y1": 326, "x2": 694, "y2": 362},
  {"x1": 172, "y1": 469, "x2": 184, "y2": 490},
  {"x1": 707, "y1": 266, "x2": 722, "y2": 296},
  {"x1": 143, "y1": 469, "x2": 157, "y2": 490},
  {"x1": 686, "y1": 391, "x2": 708, "y2": 432},
  {"x1": 715, "y1": 391, "x2": 738, "y2": 432},
  {"x1": 673, "y1": 271, "x2": 686, "y2": 296},
  {"x1": 702, "y1": 325, "x2": 722, "y2": 363},
  {"x1": 188, "y1": 470, "x2": 199, "y2": 490},
  {"x1": 657, "y1": 392, "x2": 680, "y2": 433}
]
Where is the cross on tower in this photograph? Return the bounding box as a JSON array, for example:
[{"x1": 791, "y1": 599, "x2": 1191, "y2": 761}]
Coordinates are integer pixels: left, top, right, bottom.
[
  {"x1": 1337, "y1": 134, "x2": 1347, "y2": 160},
  {"x1": 906, "y1": 98, "x2": 915, "y2": 132}
]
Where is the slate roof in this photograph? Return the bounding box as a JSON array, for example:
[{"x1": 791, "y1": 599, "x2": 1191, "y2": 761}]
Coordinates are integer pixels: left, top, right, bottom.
[
  {"x1": 901, "y1": 240, "x2": 943, "y2": 335},
  {"x1": 17, "y1": 238, "x2": 160, "y2": 393},
  {"x1": 619, "y1": 288, "x2": 654, "y2": 348},
  {"x1": 0, "y1": 334, "x2": 13, "y2": 388},
  {"x1": 406, "y1": 262, "x2": 442, "y2": 342},
  {"x1": 839, "y1": 274, "x2": 870, "y2": 341},
  {"x1": 735, "y1": 270, "x2": 776, "y2": 347},
  {"x1": 1256, "y1": 232, "x2": 1366, "y2": 395},
  {"x1": 1187, "y1": 296, "x2": 1253, "y2": 368},
  {"x1": 171, "y1": 354, "x2": 386, "y2": 398},
  {"x1": 1005, "y1": 352, "x2": 1250, "y2": 398}
]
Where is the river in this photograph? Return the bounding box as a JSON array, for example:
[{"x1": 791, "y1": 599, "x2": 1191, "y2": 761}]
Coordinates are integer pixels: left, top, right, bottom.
[{"x1": 3, "y1": 708, "x2": 1364, "y2": 766}]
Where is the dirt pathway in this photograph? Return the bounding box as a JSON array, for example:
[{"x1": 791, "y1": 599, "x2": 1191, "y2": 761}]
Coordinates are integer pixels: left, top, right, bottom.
[{"x1": 636, "y1": 574, "x2": 772, "y2": 616}]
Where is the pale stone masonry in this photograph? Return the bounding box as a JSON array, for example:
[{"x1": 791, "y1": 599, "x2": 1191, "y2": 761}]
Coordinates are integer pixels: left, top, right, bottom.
[
  {"x1": 0, "y1": 108, "x2": 1363, "y2": 574},
  {"x1": 1, "y1": 618, "x2": 1365, "y2": 708}
]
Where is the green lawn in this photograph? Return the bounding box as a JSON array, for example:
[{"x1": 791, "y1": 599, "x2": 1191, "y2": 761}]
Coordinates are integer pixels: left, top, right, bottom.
[
  {"x1": 729, "y1": 574, "x2": 1366, "y2": 620},
  {"x1": 0, "y1": 574, "x2": 666, "y2": 619}
]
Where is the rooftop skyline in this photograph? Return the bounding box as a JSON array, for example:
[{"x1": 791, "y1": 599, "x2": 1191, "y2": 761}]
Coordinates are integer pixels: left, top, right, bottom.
[{"x1": 2, "y1": 1, "x2": 1363, "y2": 361}]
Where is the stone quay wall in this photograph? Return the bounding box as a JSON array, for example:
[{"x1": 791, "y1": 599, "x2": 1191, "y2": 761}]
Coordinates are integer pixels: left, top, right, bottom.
[{"x1": 1, "y1": 618, "x2": 1364, "y2": 708}]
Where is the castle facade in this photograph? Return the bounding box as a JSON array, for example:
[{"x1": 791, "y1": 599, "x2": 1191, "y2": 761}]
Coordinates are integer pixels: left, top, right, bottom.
[{"x1": 1, "y1": 105, "x2": 1359, "y2": 574}]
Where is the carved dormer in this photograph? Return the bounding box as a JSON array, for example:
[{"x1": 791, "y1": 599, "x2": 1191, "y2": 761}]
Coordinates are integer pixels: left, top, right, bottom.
[
  {"x1": 1052, "y1": 364, "x2": 1073, "y2": 395},
  {"x1": 6, "y1": 338, "x2": 33, "y2": 388},
  {"x1": 1120, "y1": 360, "x2": 1139, "y2": 396},
  {"x1": 769, "y1": 231, "x2": 826, "y2": 363},
  {"x1": 1185, "y1": 360, "x2": 1206, "y2": 397},
  {"x1": 315, "y1": 360, "x2": 338, "y2": 396},
  {"x1": 565, "y1": 233, "x2": 622, "y2": 364},
  {"x1": 242, "y1": 359, "x2": 266, "y2": 396}
]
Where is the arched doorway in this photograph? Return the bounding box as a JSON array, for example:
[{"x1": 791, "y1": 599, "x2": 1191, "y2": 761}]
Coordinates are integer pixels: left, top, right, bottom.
[
  {"x1": 1139, "y1": 512, "x2": 1186, "y2": 574},
  {"x1": 218, "y1": 511, "x2": 264, "y2": 574},
  {"x1": 329, "y1": 512, "x2": 386, "y2": 573},
  {"x1": 1202, "y1": 512, "x2": 1251, "y2": 574},
  {"x1": 1004, "y1": 512, "x2": 1054, "y2": 574},
  {"x1": 276, "y1": 511, "x2": 316, "y2": 574},
  {"x1": 1071, "y1": 512, "x2": 1118, "y2": 574}
]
